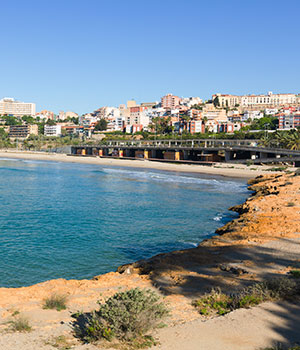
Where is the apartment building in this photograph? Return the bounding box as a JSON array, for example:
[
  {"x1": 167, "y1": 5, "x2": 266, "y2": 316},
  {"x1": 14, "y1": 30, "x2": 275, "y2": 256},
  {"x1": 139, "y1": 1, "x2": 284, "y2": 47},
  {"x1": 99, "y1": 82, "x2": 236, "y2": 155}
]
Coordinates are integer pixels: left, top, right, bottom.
[
  {"x1": 189, "y1": 120, "x2": 203, "y2": 134},
  {"x1": 128, "y1": 106, "x2": 150, "y2": 127},
  {"x1": 213, "y1": 92, "x2": 298, "y2": 108},
  {"x1": 9, "y1": 124, "x2": 38, "y2": 138},
  {"x1": 44, "y1": 125, "x2": 62, "y2": 136},
  {"x1": 278, "y1": 114, "x2": 300, "y2": 130},
  {"x1": 181, "y1": 96, "x2": 202, "y2": 107},
  {"x1": 0, "y1": 97, "x2": 36, "y2": 117},
  {"x1": 37, "y1": 110, "x2": 55, "y2": 120},
  {"x1": 202, "y1": 109, "x2": 227, "y2": 122},
  {"x1": 59, "y1": 111, "x2": 79, "y2": 120},
  {"x1": 161, "y1": 94, "x2": 182, "y2": 109}
]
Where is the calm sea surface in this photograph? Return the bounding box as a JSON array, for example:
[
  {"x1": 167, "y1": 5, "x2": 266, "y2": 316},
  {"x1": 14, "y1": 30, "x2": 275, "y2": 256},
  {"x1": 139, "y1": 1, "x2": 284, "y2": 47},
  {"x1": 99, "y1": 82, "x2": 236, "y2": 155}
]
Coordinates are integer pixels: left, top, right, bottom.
[{"x1": 0, "y1": 158, "x2": 249, "y2": 287}]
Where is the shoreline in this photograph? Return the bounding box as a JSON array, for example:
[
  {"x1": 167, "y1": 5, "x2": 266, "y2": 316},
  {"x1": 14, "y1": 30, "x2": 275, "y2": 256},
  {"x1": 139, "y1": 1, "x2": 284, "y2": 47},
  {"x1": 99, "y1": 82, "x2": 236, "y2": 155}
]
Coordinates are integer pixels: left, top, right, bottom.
[
  {"x1": 0, "y1": 149, "x2": 293, "y2": 178},
  {"x1": 0, "y1": 169, "x2": 299, "y2": 293},
  {"x1": 0, "y1": 161, "x2": 300, "y2": 348}
]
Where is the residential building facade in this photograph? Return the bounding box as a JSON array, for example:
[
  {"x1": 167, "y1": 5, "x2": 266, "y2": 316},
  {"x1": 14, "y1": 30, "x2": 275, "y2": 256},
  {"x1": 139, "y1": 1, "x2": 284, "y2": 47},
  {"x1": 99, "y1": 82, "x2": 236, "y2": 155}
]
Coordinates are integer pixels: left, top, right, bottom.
[
  {"x1": 161, "y1": 94, "x2": 182, "y2": 109},
  {"x1": 9, "y1": 124, "x2": 39, "y2": 138},
  {"x1": 44, "y1": 125, "x2": 62, "y2": 136},
  {"x1": 213, "y1": 92, "x2": 298, "y2": 108},
  {"x1": 0, "y1": 97, "x2": 36, "y2": 117}
]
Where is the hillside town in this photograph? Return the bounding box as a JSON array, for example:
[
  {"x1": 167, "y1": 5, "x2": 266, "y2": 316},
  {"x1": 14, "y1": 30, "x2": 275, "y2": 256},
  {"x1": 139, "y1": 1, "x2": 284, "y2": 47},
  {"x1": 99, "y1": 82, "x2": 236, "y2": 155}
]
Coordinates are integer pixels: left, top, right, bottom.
[{"x1": 1, "y1": 92, "x2": 300, "y2": 142}]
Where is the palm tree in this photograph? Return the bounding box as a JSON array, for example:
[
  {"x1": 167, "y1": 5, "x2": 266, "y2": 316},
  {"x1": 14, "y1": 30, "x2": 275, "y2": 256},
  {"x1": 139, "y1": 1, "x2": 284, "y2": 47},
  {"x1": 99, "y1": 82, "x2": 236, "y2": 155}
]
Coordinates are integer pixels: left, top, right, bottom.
[
  {"x1": 286, "y1": 130, "x2": 300, "y2": 150},
  {"x1": 259, "y1": 135, "x2": 272, "y2": 147},
  {"x1": 273, "y1": 131, "x2": 289, "y2": 148},
  {"x1": 202, "y1": 116, "x2": 208, "y2": 133}
]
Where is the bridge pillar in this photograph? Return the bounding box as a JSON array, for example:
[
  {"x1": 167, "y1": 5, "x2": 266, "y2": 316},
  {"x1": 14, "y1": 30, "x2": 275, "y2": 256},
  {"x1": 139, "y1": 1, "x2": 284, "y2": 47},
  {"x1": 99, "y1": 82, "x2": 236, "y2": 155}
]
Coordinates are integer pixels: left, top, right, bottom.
[
  {"x1": 81, "y1": 148, "x2": 86, "y2": 156},
  {"x1": 144, "y1": 150, "x2": 149, "y2": 159},
  {"x1": 151, "y1": 149, "x2": 157, "y2": 158},
  {"x1": 225, "y1": 150, "x2": 232, "y2": 162},
  {"x1": 98, "y1": 149, "x2": 103, "y2": 157},
  {"x1": 259, "y1": 152, "x2": 268, "y2": 159},
  {"x1": 175, "y1": 151, "x2": 181, "y2": 161}
]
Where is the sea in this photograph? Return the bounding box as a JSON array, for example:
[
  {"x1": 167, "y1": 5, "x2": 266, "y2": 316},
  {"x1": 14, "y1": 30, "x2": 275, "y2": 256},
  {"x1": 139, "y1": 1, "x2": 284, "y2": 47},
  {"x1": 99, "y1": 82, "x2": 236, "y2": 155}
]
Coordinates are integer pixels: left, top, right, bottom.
[{"x1": 0, "y1": 158, "x2": 249, "y2": 288}]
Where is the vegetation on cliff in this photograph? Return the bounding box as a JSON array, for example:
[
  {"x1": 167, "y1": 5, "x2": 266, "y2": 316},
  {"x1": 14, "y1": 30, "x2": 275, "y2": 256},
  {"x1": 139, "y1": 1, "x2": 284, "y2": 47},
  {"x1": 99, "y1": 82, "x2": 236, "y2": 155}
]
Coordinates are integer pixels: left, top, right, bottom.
[
  {"x1": 192, "y1": 277, "x2": 300, "y2": 317},
  {"x1": 73, "y1": 287, "x2": 169, "y2": 347}
]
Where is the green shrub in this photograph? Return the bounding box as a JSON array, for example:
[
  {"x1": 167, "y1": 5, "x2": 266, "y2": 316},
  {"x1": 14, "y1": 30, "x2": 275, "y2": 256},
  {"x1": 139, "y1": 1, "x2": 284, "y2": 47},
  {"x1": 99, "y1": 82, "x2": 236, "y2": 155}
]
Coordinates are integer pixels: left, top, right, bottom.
[
  {"x1": 287, "y1": 202, "x2": 296, "y2": 207},
  {"x1": 290, "y1": 270, "x2": 300, "y2": 278},
  {"x1": 74, "y1": 288, "x2": 169, "y2": 344},
  {"x1": 262, "y1": 345, "x2": 300, "y2": 350},
  {"x1": 236, "y1": 294, "x2": 263, "y2": 308},
  {"x1": 265, "y1": 167, "x2": 288, "y2": 172},
  {"x1": 9, "y1": 315, "x2": 32, "y2": 332},
  {"x1": 193, "y1": 277, "x2": 299, "y2": 316},
  {"x1": 263, "y1": 277, "x2": 298, "y2": 298},
  {"x1": 43, "y1": 293, "x2": 68, "y2": 311},
  {"x1": 192, "y1": 288, "x2": 232, "y2": 316}
]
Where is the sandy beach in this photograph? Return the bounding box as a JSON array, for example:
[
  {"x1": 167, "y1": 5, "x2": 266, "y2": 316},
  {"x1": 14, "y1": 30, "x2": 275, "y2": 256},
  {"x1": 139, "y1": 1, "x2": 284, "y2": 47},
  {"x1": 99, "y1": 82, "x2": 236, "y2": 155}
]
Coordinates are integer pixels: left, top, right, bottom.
[{"x1": 0, "y1": 149, "x2": 294, "y2": 178}]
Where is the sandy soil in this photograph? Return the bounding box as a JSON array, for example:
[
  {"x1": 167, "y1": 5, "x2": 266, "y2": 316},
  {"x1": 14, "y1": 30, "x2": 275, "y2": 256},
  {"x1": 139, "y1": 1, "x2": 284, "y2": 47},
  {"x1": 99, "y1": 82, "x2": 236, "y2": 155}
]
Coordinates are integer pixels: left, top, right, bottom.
[
  {"x1": 0, "y1": 149, "x2": 294, "y2": 178},
  {"x1": 0, "y1": 160, "x2": 300, "y2": 349},
  {"x1": 155, "y1": 300, "x2": 300, "y2": 350}
]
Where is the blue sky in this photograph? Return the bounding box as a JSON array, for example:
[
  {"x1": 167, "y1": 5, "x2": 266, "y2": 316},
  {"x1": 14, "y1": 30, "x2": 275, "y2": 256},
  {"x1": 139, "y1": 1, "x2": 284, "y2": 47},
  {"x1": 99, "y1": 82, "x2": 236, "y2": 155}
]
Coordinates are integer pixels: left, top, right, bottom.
[{"x1": 1, "y1": 0, "x2": 299, "y2": 114}]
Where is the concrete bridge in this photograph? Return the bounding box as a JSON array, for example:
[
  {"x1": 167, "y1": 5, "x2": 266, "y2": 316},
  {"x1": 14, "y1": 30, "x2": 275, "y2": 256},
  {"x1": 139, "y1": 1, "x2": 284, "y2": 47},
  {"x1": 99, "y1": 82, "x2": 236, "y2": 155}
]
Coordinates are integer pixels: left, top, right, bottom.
[{"x1": 70, "y1": 139, "x2": 300, "y2": 166}]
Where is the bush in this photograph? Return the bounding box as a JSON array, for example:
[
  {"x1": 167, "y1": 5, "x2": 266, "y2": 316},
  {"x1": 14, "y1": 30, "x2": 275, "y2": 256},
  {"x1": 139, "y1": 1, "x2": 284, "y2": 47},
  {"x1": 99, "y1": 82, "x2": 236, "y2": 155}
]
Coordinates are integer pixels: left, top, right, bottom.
[
  {"x1": 9, "y1": 315, "x2": 32, "y2": 332},
  {"x1": 193, "y1": 277, "x2": 299, "y2": 316},
  {"x1": 192, "y1": 288, "x2": 231, "y2": 316},
  {"x1": 263, "y1": 346, "x2": 300, "y2": 350},
  {"x1": 74, "y1": 288, "x2": 169, "y2": 344},
  {"x1": 290, "y1": 270, "x2": 300, "y2": 278},
  {"x1": 43, "y1": 293, "x2": 68, "y2": 311}
]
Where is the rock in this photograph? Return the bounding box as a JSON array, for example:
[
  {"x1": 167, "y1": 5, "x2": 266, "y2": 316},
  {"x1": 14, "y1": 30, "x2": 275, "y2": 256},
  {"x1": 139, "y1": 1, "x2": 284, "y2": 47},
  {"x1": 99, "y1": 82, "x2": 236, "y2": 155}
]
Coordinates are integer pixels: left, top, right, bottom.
[{"x1": 218, "y1": 263, "x2": 249, "y2": 276}]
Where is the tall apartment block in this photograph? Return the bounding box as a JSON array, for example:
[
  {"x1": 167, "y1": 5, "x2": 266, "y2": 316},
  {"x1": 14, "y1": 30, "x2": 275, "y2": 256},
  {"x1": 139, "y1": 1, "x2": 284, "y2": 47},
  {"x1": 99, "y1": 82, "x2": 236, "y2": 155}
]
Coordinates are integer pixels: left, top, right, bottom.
[
  {"x1": 0, "y1": 97, "x2": 36, "y2": 117},
  {"x1": 161, "y1": 94, "x2": 182, "y2": 109}
]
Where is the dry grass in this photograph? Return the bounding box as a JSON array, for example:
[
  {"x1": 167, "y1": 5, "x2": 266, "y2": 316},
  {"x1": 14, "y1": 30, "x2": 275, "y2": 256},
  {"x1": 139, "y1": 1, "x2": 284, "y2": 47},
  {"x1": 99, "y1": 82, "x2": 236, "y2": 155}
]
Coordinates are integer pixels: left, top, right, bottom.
[
  {"x1": 43, "y1": 293, "x2": 68, "y2": 311},
  {"x1": 8, "y1": 315, "x2": 32, "y2": 332}
]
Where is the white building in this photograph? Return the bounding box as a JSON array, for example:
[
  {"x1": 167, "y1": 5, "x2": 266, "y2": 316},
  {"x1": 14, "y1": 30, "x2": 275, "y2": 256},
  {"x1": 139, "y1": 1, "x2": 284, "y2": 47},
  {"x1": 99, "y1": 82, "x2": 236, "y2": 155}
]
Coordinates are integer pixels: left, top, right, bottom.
[
  {"x1": 243, "y1": 110, "x2": 264, "y2": 120},
  {"x1": 213, "y1": 92, "x2": 298, "y2": 108},
  {"x1": 44, "y1": 125, "x2": 62, "y2": 137},
  {"x1": 81, "y1": 114, "x2": 99, "y2": 128},
  {"x1": 264, "y1": 108, "x2": 278, "y2": 116},
  {"x1": 0, "y1": 97, "x2": 36, "y2": 117},
  {"x1": 115, "y1": 116, "x2": 125, "y2": 130},
  {"x1": 181, "y1": 96, "x2": 202, "y2": 107}
]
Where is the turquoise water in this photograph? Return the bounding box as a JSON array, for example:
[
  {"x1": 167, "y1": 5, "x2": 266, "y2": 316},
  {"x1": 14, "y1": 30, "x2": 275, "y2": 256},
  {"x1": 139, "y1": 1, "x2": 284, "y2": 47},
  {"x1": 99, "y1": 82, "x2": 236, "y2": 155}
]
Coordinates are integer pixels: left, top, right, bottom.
[{"x1": 0, "y1": 158, "x2": 249, "y2": 287}]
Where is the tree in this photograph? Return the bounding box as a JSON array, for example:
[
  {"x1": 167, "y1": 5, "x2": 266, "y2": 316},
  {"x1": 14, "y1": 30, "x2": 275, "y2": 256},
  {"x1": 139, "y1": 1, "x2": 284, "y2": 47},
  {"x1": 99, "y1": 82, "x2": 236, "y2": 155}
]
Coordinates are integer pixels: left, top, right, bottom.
[
  {"x1": 149, "y1": 117, "x2": 173, "y2": 134},
  {"x1": 4, "y1": 116, "x2": 21, "y2": 126},
  {"x1": 286, "y1": 130, "x2": 300, "y2": 150},
  {"x1": 249, "y1": 116, "x2": 278, "y2": 131},
  {"x1": 259, "y1": 134, "x2": 272, "y2": 147},
  {"x1": 213, "y1": 96, "x2": 220, "y2": 107},
  {"x1": 22, "y1": 115, "x2": 35, "y2": 124},
  {"x1": 191, "y1": 104, "x2": 203, "y2": 110},
  {"x1": 95, "y1": 119, "x2": 108, "y2": 131},
  {"x1": 46, "y1": 119, "x2": 56, "y2": 126}
]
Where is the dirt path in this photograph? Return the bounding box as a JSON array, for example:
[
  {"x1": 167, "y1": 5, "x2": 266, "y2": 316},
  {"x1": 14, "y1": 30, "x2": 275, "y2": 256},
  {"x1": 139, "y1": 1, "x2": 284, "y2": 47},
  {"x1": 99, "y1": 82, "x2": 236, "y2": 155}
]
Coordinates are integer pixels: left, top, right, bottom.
[{"x1": 155, "y1": 300, "x2": 300, "y2": 350}]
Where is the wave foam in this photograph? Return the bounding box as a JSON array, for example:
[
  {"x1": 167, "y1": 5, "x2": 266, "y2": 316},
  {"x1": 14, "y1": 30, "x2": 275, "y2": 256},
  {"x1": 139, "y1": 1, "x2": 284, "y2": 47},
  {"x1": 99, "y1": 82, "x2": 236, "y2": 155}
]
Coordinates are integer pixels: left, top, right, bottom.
[{"x1": 102, "y1": 167, "x2": 247, "y2": 193}]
